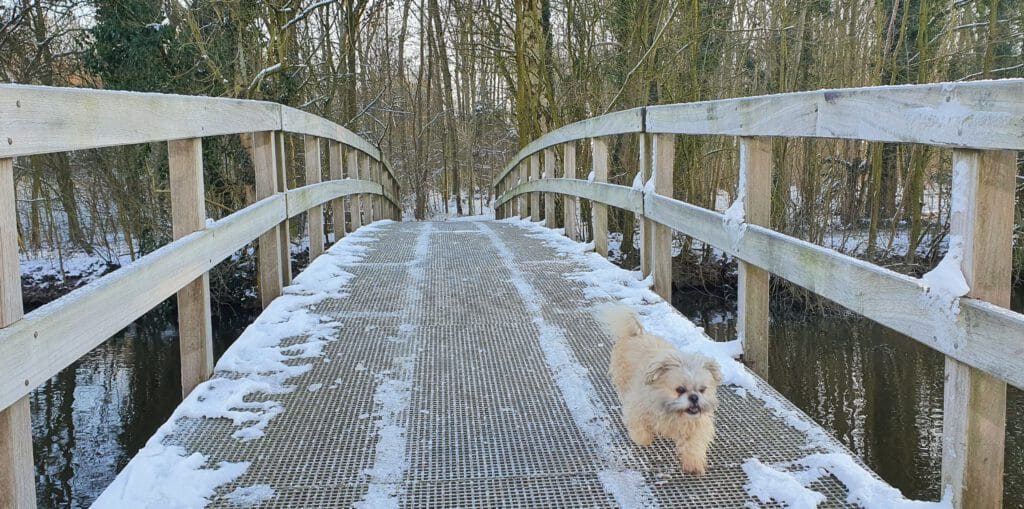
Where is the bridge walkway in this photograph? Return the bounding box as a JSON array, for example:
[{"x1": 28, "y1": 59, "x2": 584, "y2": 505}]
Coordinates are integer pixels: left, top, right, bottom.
[{"x1": 98, "y1": 219, "x2": 882, "y2": 508}]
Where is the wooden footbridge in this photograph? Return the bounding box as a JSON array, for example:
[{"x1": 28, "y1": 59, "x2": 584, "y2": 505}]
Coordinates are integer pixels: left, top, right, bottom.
[{"x1": 1, "y1": 81, "x2": 1022, "y2": 508}]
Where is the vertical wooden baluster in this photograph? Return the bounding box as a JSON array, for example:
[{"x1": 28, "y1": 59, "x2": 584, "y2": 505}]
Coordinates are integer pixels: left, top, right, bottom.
[
  {"x1": 544, "y1": 149, "x2": 555, "y2": 227},
  {"x1": 737, "y1": 137, "x2": 772, "y2": 378},
  {"x1": 361, "y1": 153, "x2": 373, "y2": 224},
  {"x1": 348, "y1": 149, "x2": 362, "y2": 231},
  {"x1": 276, "y1": 133, "x2": 292, "y2": 286},
  {"x1": 640, "y1": 134, "x2": 653, "y2": 277},
  {"x1": 375, "y1": 160, "x2": 383, "y2": 222},
  {"x1": 941, "y1": 149, "x2": 1014, "y2": 509},
  {"x1": 563, "y1": 142, "x2": 577, "y2": 241},
  {"x1": 651, "y1": 134, "x2": 674, "y2": 300},
  {"x1": 0, "y1": 157, "x2": 35, "y2": 509},
  {"x1": 592, "y1": 138, "x2": 609, "y2": 257},
  {"x1": 169, "y1": 139, "x2": 214, "y2": 398},
  {"x1": 254, "y1": 131, "x2": 283, "y2": 307},
  {"x1": 518, "y1": 163, "x2": 528, "y2": 219},
  {"x1": 530, "y1": 153, "x2": 541, "y2": 222},
  {"x1": 305, "y1": 136, "x2": 324, "y2": 259},
  {"x1": 329, "y1": 142, "x2": 345, "y2": 242}
]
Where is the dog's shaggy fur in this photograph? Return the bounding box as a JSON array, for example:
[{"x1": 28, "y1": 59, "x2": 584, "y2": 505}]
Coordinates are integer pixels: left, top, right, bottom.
[{"x1": 604, "y1": 306, "x2": 721, "y2": 474}]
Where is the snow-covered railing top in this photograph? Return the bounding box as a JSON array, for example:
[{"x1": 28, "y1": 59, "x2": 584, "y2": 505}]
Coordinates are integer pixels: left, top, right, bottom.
[
  {"x1": 0, "y1": 85, "x2": 402, "y2": 508},
  {"x1": 493, "y1": 78, "x2": 1024, "y2": 509}
]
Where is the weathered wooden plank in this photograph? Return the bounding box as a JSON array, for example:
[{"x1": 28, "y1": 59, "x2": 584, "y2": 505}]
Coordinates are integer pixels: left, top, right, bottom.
[
  {"x1": 0, "y1": 397, "x2": 33, "y2": 509},
  {"x1": 0, "y1": 85, "x2": 280, "y2": 158},
  {"x1": 651, "y1": 135, "x2": 674, "y2": 300},
  {"x1": 518, "y1": 164, "x2": 528, "y2": 219},
  {"x1": 0, "y1": 157, "x2": 34, "y2": 509},
  {"x1": 643, "y1": 193, "x2": 1024, "y2": 390},
  {"x1": 493, "y1": 108, "x2": 645, "y2": 186},
  {"x1": 285, "y1": 180, "x2": 383, "y2": 218},
  {"x1": 348, "y1": 149, "x2": 362, "y2": 231},
  {"x1": 0, "y1": 196, "x2": 287, "y2": 413},
  {"x1": 276, "y1": 134, "x2": 292, "y2": 287},
  {"x1": 563, "y1": 142, "x2": 578, "y2": 241},
  {"x1": 329, "y1": 142, "x2": 346, "y2": 240},
  {"x1": 304, "y1": 135, "x2": 325, "y2": 259},
  {"x1": 280, "y1": 105, "x2": 381, "y2": 161},
  {"x1": 499, "y1": 179, "x2": 642, "y2": 216},
  {"x1": 168, "y1": 138, "x2": 214, "y2": 398},
  {"x1": 592, "y1": 138, "x2": 609, "y2": 257},
  {"x1": 646, "y1": 80, "x2": 1024, "y2": 151},
  {"x1": 530, "y1": 154, "x2": 541, "y2": 222},
  {"x1": 360, "y1": 153, "x2": 373, "y2": 223},
  {"x1": 254, "y1": 132, "x2": 283, "y2": 308},
  {"x1": 639, "y1": 134, "x2": 653, "y2": 277},
  {"x1": 544, "y1": 149, "x2": 556, "y2": 228},
  {"x1": 941, "y1": 149, "x2": 1015, "y2": 509},
  {"x1": 737, "y1": 137, "x2": 772, "y2": 378}
]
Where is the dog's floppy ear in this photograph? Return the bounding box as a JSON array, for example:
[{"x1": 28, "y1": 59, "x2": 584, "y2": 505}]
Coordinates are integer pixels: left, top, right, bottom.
[
  {"x1": 704, "y1": 359, "x2": 722, "y2": 384},
  {"x1": 644, "y1": 359, "x2": 680, "y2": 385}
]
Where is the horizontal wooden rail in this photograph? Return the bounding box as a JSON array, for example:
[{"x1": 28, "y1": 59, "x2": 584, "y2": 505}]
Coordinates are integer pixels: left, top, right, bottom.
[
  {"x1": 0, "y1": 178, "x2": 384, "y2": 413},
  {"x1": 493, "y1": 108, "x2": 644, "y2": 186},
  {"x1": 0, "y1": 85, "x2": 400, "y2": 188},
  {"x1": 494, "y1": 79, "x2": 1024, "y2": 187},
  {"x1": 497, "y1": 178, "x2": 643, "y2": 216}
]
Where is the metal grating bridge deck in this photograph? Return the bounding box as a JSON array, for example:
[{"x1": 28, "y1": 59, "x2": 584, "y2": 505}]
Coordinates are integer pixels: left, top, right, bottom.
[{"x1": 128, "y1": 220, "x2": 884, "y2": 508}]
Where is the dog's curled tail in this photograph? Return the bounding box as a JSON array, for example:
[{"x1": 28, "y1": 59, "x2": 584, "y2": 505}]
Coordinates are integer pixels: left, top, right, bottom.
[{"x1": 600, "y1": 305, "x2": 645, "y2": 341}]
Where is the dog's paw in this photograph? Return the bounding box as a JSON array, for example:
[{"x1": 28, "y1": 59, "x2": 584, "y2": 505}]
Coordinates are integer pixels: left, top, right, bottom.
[{"x1": 678, "y1": 451, "x2": 707, "y2": 475}]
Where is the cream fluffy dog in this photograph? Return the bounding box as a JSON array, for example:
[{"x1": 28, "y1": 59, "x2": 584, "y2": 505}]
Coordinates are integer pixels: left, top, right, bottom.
[{"x1": 604, "y1": 306, "x2": 721, "y2": 474}]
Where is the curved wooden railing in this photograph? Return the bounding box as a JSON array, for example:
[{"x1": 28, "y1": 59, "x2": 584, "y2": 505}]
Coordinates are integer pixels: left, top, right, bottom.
[
  {"x1": 493, "y1": 79, "x2": 1024, "y2": 509},
  {"x1": 0, "y1": 85, "x2": 400, "y2": 507}
]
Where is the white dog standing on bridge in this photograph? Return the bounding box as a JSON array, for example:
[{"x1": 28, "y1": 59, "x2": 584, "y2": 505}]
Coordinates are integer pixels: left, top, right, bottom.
[{"x1": 604, "y1": 306, "x2": 721, "y2": 475}]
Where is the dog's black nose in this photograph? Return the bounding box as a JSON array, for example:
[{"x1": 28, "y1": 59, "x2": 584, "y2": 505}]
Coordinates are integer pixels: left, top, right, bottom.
[{"x1": 688, "y1": 394, "x2": 699, "y2": 403}]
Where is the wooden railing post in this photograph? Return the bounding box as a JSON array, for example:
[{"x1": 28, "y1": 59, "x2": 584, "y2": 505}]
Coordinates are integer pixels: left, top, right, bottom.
[
  {"x1": 737, "y1": 137, "x2": 772, "y2": 378},
  {"x1": 305, "y1": 136, "x2": 325, "y2": 259},
  {"x1": 371, "y1": 160, "x2": 381, "y2": 222},
  {"x1": 361, "y1": 154, "x2": 373, "y2": 223},
  {"x1": 941, "y1": 149, "x2": 1015, "y2": 509},
  {"x1": 0, "y1": 157, "x2": 35, "y2": 509},
  {"x1": 276, "y1": 133, "x2": 292, "y2": 287},
  {"x1": 544, "y1": 149, "x2": 556, "y2": 227},
  {"x1": 168, "y1": 138, "x2": 214, "y2": 398},
  {"x1": 562, "y1": 142, "x2": 578, "y2": 240},
  {"x1": 592, "y1": 138, "x2": 609, "y2": 257},
  {"x1": 518, "y1": 163, "x2": 528, "y2": 219},
  {"x1": 348, "y1": 149, "x2": 362, "y2": 231},
  {"x1": 640, "y1": 134, "x2": 654, "y2": 277},
  {"x1": 651, "y1": 135, "x2": 674, "y2": 300},
  {"x1": 254, "y1": 131, "x2": 283, "y2": 307},
  {"x1": 328, "y1": 142, "x2": 345, "y2": 242},
  {"x1": 530, "y1": 153, "x2": 541, "y2": 222}
]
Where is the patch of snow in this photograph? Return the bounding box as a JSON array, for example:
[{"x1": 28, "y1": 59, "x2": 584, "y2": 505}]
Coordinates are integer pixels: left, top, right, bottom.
[
  {"x1": 631, "y1": 172, "x2": 644, "y2": 191},
  {"x1": 94, "y1": 222, "x2": 391, "y2": 508},
  {"x1": 743, "y1": 458, "x2": 825, "y2": 508},
  {"x1": 587, "y1": 170, "x2": 596, "y2": 183},
  {"x1": 222, "y1": 484, "x2": 276, "y2": 506}
]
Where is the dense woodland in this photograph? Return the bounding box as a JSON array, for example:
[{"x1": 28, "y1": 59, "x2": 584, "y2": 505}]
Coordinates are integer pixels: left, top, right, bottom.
[{"x1": 1, "y1": 0, "x2": 1022, "y2": 302}]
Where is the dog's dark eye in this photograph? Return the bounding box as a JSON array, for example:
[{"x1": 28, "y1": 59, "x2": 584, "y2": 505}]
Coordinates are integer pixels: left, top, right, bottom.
[
  {"x1": 699, "y1": 387, "x2": 706, "y2": 393},
  {"x1": 676, "y1": 386, "x2": 686, "y2": 395}
]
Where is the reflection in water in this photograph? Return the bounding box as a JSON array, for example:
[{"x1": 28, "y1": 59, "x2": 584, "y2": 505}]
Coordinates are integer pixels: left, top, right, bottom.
[
  {"x1": 30, "y1": 307, "x2": 250, "y2": 509},
  {"x1": 675, "y1": 289, "x2": 1024, "y2": 507}
]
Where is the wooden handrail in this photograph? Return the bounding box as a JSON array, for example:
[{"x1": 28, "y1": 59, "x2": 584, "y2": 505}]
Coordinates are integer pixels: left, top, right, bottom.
[
  {"x1": 0, "y1": 85, "x2": 403, "y2": 508},
  {"x1": 492, "y1": 79, "x2": 1024, "y2": 509}
]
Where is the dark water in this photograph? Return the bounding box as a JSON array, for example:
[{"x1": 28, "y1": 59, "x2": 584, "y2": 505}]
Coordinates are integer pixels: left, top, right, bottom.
[
  {"x1": 676, "y1": 289, "x2": 1024, "y2": 507},
  {"x1": 31, "y1": 306, "x2": 252, "y2": 508}
]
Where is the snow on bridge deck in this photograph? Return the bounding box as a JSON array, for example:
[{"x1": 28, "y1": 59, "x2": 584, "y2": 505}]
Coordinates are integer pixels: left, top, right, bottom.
[{"x1": 93, "y1": 219, "x2": 946, "y2": 508}]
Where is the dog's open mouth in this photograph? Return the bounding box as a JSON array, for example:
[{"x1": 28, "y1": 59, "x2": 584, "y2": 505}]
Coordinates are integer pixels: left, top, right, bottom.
[{"x1": 685, "y1": 406, "x2": 701, "y2": 416}]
